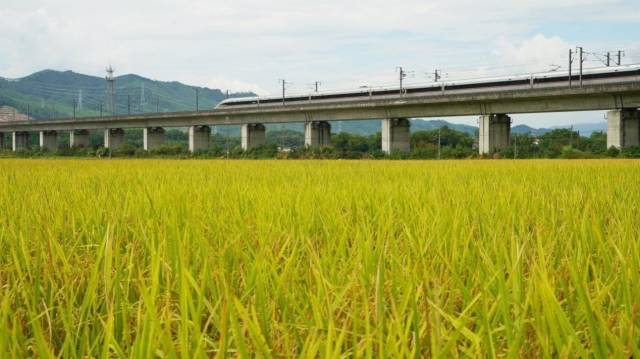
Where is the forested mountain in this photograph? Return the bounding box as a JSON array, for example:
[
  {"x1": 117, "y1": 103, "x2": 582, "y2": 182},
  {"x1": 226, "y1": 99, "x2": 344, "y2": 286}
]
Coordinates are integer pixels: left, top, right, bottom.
[{"x1": 0, "y1": 70, "x2": 254, "y2": 119}]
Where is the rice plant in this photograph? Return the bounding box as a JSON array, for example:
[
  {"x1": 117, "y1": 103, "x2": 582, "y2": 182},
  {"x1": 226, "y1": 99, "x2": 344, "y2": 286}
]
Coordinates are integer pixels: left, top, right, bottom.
[{"x1": 0, "y1": 159, "x2": 638, "y2": 357}]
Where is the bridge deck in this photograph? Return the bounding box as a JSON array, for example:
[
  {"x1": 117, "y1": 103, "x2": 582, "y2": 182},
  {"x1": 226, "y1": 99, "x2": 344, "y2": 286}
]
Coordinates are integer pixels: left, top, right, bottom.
[{"x1": 0, "y1": 80, "x2": 639, "y2": 132}]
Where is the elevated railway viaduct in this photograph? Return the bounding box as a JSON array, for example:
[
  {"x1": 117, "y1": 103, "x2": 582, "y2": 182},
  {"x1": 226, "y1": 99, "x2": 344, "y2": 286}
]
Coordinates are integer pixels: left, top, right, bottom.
[{"x1": 1, "y1": 67, "x2": 639, "y2": 154}]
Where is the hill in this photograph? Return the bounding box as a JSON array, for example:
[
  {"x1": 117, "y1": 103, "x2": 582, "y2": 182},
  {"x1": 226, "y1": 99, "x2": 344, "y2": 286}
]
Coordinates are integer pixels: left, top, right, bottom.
[
  {"x1": 552, "y1": 122, "x2": 607, "y2": 136},
  {"x1": 331, "y1": 119, "x2": 477, "y2": 136},
  {"x1": 0, "y1": 70, "x2": 254, "y2": 119},
  {"x1": 512, "y1": 124, "x2": 549, "y2": 136},
  {"x1": 512, "y1": 123, "x2": 607, "y2": 136}
]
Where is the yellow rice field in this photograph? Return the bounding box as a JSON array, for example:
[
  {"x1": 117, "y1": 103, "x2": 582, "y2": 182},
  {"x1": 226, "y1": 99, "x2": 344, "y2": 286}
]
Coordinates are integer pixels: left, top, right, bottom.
[{"x1": 0, "y1": 159, "x2": 638, "y2": 357}]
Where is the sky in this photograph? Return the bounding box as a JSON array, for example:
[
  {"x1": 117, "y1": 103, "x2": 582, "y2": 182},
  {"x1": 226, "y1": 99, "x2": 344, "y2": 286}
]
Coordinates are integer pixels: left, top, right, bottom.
[{"x1": 1, "y1": 0, "x2": 639, "y2": 126}]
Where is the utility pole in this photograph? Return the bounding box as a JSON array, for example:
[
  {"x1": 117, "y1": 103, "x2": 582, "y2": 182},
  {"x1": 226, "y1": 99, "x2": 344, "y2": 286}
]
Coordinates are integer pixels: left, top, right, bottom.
[
  {"x1": 279, "y1": 123, "x2": 285, "y2": 150},
  {"x1": 156, "y1": 96, "x2": 160, "y2": 113},
  {"x1": 27, "y1": 104, "x2": 30, "y2": 119},
  {"x1": 225, "y1": 89, "x2": 229, "y2": 99},
  {"x1": 577, "y1": 47, "x2": 584, "y2": 88},
  {"x1": 514, "y1": 135, "x2": 517, "y2": 159},
  {"x1": 127, "y1": 95, "x2": 131, "y2": 115},
  {"x1": 225, "y1": 120, "x2": 230, "y2": 158},
  {"x1": 313, "y1": 81, "x2": 321, "y2": 93},
  {"x1": 73, "y1": 100, "x2": 76, "y2": 120},
  {"x1": 617, "y1": 50, "x2": 623, "y2": 66},
  {"x1": 195, "y1": 88, "x2": 199, "y2": 112},
  {"x1": 100, "y1": 103, "x2": 103, "y2": 117},
  {"x1": 397, "y1": 67, "x2": 407, "y2": 96},
  {"x1": 569, "y1": 125, "x2": 573, "y2": 148},
  {"x1": 434, "y1": 69, "x2": 442, "y2": 82},
  {"x1": 279, "y1": 79, "x2": 288, "y2": 105},
  {"x1": 569, "y1": 49, "x2": 573, "y2": 88},
  {"x1": 604, "y1": 50, "x2": 624, "y2": 66},
  {"x1": 105, "y1": 65, "x2": 115, "y2": 116},
  {"x1": 437, "y1": 128, "x2": 441, "y2": 160}
]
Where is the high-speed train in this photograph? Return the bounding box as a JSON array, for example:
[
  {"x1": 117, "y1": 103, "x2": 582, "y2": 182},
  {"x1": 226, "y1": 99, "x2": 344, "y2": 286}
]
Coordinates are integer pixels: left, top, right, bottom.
[{"x1": 215, "y1": 64, "x2": 640, "y2": 109}]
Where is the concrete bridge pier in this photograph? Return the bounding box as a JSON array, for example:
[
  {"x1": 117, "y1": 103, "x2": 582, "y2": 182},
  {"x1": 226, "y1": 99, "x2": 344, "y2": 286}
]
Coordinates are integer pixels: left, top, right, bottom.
[
  {"x1": 104, "y1": 128, "x2": 125, "y2": 149},
  {"x1": 382, "y1": 118, "x2": 410, "y2": 153},
  {"x1": 305, "y1": 121, "x2": 331, "y2": 147},
  {"x1": 241, "y1": 123, "x2": 266, "y2": 150},
  {"x1": 189, "y1": 125, "x2": 211, "y2": 152},
  {"x1": 607, "y1": 109, "x2": 640, "y2": 149},
  {"x1": 479, "y1": 114, "x2": 511, "y2": 155},
  {"x1": 143, "y1": 127, "x2": 166, "y2": 150},
  {"x1": 70, "y1": 130, "x2": 90, "y2": 148},
  {"x1": 12, "y1": 132, "x2": 29, "y2": 151},
  {"x1": 39, "y1": 130, "x2": 58, "y2": 150}
]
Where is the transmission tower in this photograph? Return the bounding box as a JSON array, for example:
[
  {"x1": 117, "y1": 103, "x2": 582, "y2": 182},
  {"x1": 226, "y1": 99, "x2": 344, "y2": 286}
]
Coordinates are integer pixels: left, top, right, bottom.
[
  {"x1": 140, "y1": 82, "x2": 145, "y2": 110},
  {"x1": 77, "y1": 89, "x2": 83, "y2": 112},
  {"x1": 105, "y1": 65, "x2": 116, "y2": 115}
]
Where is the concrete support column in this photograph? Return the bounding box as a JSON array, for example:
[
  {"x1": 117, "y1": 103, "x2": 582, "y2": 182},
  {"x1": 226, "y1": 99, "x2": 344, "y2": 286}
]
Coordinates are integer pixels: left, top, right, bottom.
[
  {"x1": 188, "y1": 125, "x2": 211, "y2": 152},
  {"x1": 39, "y1": 130, "x2": 58, "y2": 151},
  {"x1": 70, "y1": 129, "x2": 90, "y2": 148},
  {"x1": 143, "y1": 127, "x2": 165, "y2": 150},
  {"x1": 478, "y1": 114, "x2": 511, "y2": 155},
  {"x1": 381, "y1": 118, "x2": 410, "y2": 153},
  {"x1": 12, "y1": 132, "x2": 29, "y2": 151},
  {"x1": 304, "y1": 121, "x2": 331, "y2": 147},
  {"x1": 104, "y1": 128, "x2": 125, "y2": 149},
  {"x1": 607, "y1": 109, "x2": 640, "y2": 149},
  {"x1": 241, "y1": 123, "x2": 266, "y2": 150}
]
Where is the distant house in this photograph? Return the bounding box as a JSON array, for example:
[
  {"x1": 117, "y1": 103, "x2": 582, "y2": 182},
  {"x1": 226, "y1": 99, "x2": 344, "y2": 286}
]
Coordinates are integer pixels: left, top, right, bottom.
[{"x1": 0, "y1": 106, "x2": 32, "y2": 122}]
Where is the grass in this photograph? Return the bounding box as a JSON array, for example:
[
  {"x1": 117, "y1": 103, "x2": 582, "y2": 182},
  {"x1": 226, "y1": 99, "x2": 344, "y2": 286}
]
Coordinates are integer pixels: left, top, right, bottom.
[{"x1": 0, "y1": 159, "x2": 638, "y2": 357}]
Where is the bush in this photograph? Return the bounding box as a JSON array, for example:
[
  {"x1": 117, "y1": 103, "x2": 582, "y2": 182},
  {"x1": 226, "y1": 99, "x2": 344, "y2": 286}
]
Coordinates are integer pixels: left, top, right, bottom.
[
  {"x1": 605, "y1": 146, "x2": 620, "y2": 158},
  {"x1": 242, "y1": 144, "x2": 279, "y2": 159},
  {"x1": 111, "y1": 143, "x2": 137, "y2": 157},
  {"x1": 559, "y1": 146, "x2": 593, "y2": 159},
  {"x1": 619, "y1": 146, "x2": 640, "y2": 158},
  {"x1": 148, "y1": 144, "x2": 185, "y2": 156}
]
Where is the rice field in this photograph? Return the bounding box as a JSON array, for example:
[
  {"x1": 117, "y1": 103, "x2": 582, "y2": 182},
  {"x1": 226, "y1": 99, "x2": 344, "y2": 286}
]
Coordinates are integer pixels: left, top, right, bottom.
[{"x1": 0, "y1": 159, "x2": 638, "y2": 357}]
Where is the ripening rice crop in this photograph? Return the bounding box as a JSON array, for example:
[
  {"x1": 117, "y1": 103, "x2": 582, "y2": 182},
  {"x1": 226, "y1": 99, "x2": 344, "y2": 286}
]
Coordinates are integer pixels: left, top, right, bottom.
[{"x1": 0, "y1": 159, "x2": 638, "y2": 357}]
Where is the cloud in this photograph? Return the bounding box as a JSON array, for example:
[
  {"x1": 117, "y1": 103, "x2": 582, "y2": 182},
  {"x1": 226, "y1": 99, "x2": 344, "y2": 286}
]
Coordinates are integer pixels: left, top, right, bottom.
[
  {"x1": 0, "y1": 0, "x2": 638, "y2": 99},
  {"x1": 493, "y1": 34, "x2": 572, "y2": 73}
]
